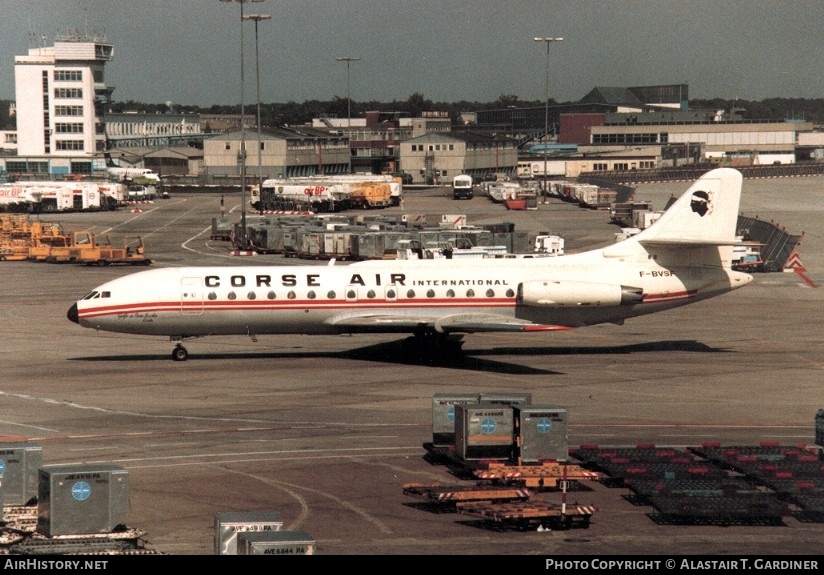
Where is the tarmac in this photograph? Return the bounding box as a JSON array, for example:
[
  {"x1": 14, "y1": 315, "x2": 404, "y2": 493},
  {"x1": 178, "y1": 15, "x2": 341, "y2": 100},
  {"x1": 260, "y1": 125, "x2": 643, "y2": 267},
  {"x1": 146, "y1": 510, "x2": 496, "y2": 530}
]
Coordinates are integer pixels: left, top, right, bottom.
[{"x1": 1, "y1": 174, "x2": 823, "y2": 557}]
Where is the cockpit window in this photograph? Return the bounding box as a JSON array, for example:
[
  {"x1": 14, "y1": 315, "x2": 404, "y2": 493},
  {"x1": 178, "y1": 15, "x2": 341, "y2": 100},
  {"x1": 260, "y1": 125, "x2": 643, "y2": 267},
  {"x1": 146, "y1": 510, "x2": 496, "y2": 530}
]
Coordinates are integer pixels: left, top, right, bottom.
[{"x1": 81, "y1": 290, "x2": 111, "y2": 300}]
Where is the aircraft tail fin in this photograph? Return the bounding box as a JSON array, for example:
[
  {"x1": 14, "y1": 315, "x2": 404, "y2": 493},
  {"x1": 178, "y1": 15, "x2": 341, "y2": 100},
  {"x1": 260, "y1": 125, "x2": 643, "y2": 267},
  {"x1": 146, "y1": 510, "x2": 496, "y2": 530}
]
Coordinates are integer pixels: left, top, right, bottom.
[{"x1": 635, "y1": 168, "x2": 743, "y2": 246}]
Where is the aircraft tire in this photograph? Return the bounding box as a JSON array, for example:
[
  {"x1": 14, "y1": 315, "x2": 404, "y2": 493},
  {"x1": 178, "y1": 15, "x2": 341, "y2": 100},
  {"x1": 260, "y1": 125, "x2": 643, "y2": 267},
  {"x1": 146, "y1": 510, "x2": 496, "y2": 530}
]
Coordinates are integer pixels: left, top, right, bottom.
[{"x1": 172, "y1": 345, "x2": 189, "y2": 361}]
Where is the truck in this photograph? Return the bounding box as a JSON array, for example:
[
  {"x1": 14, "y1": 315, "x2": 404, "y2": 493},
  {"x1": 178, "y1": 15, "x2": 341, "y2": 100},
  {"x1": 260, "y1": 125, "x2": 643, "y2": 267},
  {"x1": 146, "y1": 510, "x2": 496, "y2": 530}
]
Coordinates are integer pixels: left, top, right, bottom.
[
  {"x1": 0, "y1": 181, "x2": 124, "y2": 212},
  {"x1": 533, "y1": 234, "x2": 565, "y2": 255},
  {"x1": 452, "y1": 174, "x2": 474, "y2": 200},
  {"x1": 75, "y1": 235, "x2": 151, "y2": 266},
  {"x1": 346, "y1": 181, "x2": 393, "y2": 209},
  {"x1": 305, "y1": 174, "x2": 403, "y2": 206},
  {"x1": 127, "y1": 184, "x2": 157, "y2": 201},
  {"x1": 254, "y1": 179, "x2": 351, "y2": 213}
]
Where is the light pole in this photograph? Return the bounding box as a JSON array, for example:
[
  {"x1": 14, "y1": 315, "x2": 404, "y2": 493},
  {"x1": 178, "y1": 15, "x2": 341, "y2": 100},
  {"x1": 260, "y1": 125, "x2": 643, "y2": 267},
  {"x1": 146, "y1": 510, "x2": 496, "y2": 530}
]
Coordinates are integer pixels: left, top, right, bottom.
[
  {"x1": 335, "y1": 56, "x2": 360, "y2": 173},
  {"x1": 533, "y1": 37, "x2": 562, "y2": 196},
  {"x1": 243, "y1": 13, "x2": 271, "y2": 197},
  {"x1": 220, "y1": 0, "x2": 264, "y2": 254}
]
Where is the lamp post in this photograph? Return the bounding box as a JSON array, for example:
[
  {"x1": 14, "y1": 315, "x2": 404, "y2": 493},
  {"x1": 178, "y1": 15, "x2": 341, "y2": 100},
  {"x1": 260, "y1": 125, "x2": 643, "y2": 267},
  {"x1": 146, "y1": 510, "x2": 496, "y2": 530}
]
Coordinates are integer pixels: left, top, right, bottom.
[
  {"x1": 335, "y1": 56, "x2": 360, "y2": 173},
  {"x1": 243, "y1": 13, "x2": 271, "y2": 197},
  {"x1": 533, "y1": 37, "x2": 562, "y2": 196},
  {"x1": 220, "y1": 0, "x2": 264, "y2": 254}
]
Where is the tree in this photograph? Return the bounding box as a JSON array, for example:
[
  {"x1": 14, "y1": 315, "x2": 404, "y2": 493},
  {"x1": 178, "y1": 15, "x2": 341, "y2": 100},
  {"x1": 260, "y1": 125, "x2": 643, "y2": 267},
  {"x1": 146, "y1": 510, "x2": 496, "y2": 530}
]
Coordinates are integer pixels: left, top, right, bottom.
[
  {"x1": 329, "y1": 96, "x2": 350, "y2": 121},
  {"x1": 405, "y1": 92, "x2": 434, "y2": 118},
  {"x1": 494, "y1": 94, "x2": 521, "y2": 108}
]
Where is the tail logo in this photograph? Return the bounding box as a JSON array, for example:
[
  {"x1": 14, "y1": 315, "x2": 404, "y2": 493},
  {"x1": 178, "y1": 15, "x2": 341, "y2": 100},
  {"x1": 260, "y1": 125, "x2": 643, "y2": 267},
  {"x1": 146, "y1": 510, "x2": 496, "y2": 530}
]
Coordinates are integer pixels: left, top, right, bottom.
[{"x1": 690, "y1": 190, "x2": 713, "y2": 217}]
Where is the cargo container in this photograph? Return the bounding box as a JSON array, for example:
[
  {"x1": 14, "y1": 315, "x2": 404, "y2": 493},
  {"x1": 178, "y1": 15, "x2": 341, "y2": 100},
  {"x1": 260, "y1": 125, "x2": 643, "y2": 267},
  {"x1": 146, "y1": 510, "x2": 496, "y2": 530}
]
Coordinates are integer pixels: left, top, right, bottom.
[
  {"x1": 431, "y1": 393, "x2": 481, "y2": 446},
  {"x1": 455, "y1": 403, "x2": 514, "y2": 461},
  {"x1": 513, "y1": 404, "x2": 569, "y2": 463},
  {"x1": 37, "y1": 464, "x2": 128, "y2": 536},
  {"x1": 480, "y1": 392, "x2": 532, "y2": 406},
  {"x1": 237, "y1": 530, "x2": 315, "y2": 556},
  {"x1": 0, "y1": 443, "x2": 41, "y2": 505},
  {"x1": 214, "y1": 511, "x2": 283, "y2": 555}
]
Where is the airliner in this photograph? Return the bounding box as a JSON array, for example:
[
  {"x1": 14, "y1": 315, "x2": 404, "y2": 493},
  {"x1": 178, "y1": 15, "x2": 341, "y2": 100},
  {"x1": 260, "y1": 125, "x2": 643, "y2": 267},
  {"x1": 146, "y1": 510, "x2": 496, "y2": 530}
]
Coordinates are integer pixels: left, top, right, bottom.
[
  {"x1": 67, "y1": 168, "x2": 753, "y2": 361},
  {"x1": 106, "y1": 166, "x2": 161, "y2": 183},
  {"x1": 104, "y1": 151, "x2": 161, "y2": 183}
]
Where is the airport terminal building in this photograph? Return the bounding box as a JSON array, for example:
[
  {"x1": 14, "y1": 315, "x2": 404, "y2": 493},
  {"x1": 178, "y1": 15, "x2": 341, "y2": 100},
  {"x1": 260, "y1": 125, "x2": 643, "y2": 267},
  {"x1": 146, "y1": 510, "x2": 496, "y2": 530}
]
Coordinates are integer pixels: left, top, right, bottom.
[{"x1": 2, "y1": 35, "x2": 823, "y2": 183}]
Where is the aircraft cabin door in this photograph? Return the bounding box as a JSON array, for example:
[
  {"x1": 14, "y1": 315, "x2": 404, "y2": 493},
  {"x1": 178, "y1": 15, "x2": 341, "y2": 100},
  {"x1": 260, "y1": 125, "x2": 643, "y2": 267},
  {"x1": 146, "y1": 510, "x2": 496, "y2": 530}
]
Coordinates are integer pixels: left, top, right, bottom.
[{"x1": 181, "y1": 277, "x2": 204, "y2": 314}]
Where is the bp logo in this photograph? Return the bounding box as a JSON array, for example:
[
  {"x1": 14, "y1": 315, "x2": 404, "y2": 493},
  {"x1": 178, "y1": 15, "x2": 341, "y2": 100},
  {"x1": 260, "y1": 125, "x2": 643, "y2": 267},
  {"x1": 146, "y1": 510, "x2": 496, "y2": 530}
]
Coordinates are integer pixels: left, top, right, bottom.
[
  {"x1": 71, "y1": 481, "x2": 92, "y2": 501},
  {"x1": 536, "y1": 418, "x2": 552, "y2": 433},
  {"x1": 480, "y1": 417, "x2": 497, "y2": 434}
]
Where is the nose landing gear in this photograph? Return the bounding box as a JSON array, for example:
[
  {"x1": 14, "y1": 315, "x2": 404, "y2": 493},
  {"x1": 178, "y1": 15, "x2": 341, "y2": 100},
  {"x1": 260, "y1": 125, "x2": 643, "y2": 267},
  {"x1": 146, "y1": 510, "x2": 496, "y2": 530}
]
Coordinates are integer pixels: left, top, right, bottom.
[{"x1": 172, "y1": 343, "x2": 189, "y2": 361}]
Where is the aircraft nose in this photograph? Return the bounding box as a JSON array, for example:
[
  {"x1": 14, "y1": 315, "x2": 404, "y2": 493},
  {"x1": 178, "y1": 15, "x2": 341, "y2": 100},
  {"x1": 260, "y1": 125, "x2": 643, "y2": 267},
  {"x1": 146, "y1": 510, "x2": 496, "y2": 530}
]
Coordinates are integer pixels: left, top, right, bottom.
[{"x1": 67, "y1": 303, "x2": 79, "y2": 324}]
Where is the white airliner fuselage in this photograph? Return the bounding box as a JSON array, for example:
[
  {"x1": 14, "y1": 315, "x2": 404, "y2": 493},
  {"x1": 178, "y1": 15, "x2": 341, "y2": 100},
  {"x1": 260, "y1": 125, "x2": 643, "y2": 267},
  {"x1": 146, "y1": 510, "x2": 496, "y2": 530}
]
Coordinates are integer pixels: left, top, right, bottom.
[
  {"x1": 68, "y1": 168, "x2": 753, "y2": 361},
  {"x1": 107, "y1": 167, "x2": 161, "y2": 183}
]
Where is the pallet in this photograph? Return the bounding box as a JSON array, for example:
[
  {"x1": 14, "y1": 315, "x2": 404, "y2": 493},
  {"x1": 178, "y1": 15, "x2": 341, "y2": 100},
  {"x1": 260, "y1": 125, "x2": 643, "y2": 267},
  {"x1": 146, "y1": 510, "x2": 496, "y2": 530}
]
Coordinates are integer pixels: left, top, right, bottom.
[
  {"x1": 457, "y1": 500, "x2": 596, "y2": 530},
  {"x1": 403, "y1": 482, "x2": 531, "y2": 505},
  {"x1": 473, "y1": 461, "x2": 599, "y2": 488}
]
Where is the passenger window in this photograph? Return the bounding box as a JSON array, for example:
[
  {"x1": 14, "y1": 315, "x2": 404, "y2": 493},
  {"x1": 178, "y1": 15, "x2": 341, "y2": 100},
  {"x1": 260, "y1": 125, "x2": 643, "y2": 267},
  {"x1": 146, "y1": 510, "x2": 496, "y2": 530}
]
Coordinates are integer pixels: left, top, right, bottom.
[
  {"x1": 406, "y1": 289, "x2": 415, "y2": 298},
  {"x1": 486, "y1": 289, "x2": 495, "y2": 298},
  {"x1": 466, "y1": 289, "x2": 475, "y2": 297},
  {"x1": 247, "y1": 291, "x2": 256, "y2": 300},
  {"x1": 267, "y1": 291, "x2": 276, "y2": 299},
  {"x1": 208, "y1": 292, "x2": 217, "y2": 300},
  {"x1": 446, "y1": 289, "x2": 455, "y2": 298},
  {"x1": 506, "y1": 288, "x2": 515, "y2": 297},
  {"x1": 307, "y1": 291, "x2": 316, "y2": 299},
  {"x1": 367, "y1": 290, "x2": 376, "y2": 299},
  {"x1": 228, "y1": 292, "x2": 237, "y2": 300},
  {"x1": 287, "y1": 291, "x2": 296, "y2": 300},
  {"x1": 327, "y1": 290, "x2": 336, "y2": 299},
  {"x1": 427, "y1": 289, "x2": 435, "y2": 298}
]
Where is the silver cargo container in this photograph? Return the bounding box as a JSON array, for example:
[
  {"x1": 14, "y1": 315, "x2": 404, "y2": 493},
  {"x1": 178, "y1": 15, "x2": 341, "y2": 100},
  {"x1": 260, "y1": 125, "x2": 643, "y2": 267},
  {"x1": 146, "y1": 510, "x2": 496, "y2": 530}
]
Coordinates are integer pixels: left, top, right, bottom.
[
  {"x1": 237, "y1": 530, "x2": 316, "y2": 555},
  {"x1": 37, "y1": 463, "x2": 128, "y2": 536},
  {"x1": 0, "y1": 442, "x2": 41, "y2": 505},
  {"x1": 214, "y1": 511, "x2": 284, "y2": 555},
  {"x1": 455, "y1": 403, "x2": 514, "y2": 461},
  {"x1": 514, "y1": 404, "x2": 569, "y2": 463},
  {"x1": 431, "y1": 393, "x2": 481, "y2": 446},
  {"x1": 480, "y1": 392, "x2": 532, "y2": 406}
]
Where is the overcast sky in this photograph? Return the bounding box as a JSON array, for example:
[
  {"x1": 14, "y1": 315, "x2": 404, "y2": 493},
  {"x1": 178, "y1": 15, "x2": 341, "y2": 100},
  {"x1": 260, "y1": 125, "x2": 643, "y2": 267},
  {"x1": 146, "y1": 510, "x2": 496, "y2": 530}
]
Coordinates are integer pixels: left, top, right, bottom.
[{"x1": 1, "y1": 0, "x2": 822, "y2": 108}]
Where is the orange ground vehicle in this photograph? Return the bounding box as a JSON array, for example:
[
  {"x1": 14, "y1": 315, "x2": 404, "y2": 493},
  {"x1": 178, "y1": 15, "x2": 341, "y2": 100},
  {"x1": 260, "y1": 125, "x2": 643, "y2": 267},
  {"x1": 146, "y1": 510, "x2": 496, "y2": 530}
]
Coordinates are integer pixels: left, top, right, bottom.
[{"x1": 74, "y1": 235, "x2": 152, "y2": 266}]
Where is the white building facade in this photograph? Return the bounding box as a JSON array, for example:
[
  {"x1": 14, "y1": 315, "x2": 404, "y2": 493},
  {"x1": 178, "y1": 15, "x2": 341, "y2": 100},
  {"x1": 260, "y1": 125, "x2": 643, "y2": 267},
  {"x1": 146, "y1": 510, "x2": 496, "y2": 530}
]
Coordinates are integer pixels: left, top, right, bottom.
[{"x1": 12, "y1": 34, "x2": 113, "y2": 174}]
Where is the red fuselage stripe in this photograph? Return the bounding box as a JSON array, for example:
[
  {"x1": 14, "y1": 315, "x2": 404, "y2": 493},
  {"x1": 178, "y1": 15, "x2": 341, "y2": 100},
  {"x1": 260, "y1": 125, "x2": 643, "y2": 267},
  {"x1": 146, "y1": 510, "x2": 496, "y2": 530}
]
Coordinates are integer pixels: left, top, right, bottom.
[{"x1": 79, "y1": 291, "x2": 690, "y2": 320}]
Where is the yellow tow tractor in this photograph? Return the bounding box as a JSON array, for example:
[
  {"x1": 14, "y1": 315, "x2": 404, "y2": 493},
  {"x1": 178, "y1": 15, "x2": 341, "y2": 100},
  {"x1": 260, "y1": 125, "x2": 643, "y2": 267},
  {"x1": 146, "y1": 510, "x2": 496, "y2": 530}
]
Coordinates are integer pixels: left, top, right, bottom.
[{"x1": 74, "y1": 234, "x2": 152, "y2": 266}]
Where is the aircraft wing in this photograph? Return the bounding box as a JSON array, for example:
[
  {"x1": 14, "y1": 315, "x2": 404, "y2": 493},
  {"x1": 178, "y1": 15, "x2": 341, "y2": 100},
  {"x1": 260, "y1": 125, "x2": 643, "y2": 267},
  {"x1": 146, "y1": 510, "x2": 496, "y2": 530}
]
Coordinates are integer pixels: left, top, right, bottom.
[{"x1": 325, "y1": 312, "x2": 571, "y2": 334}]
